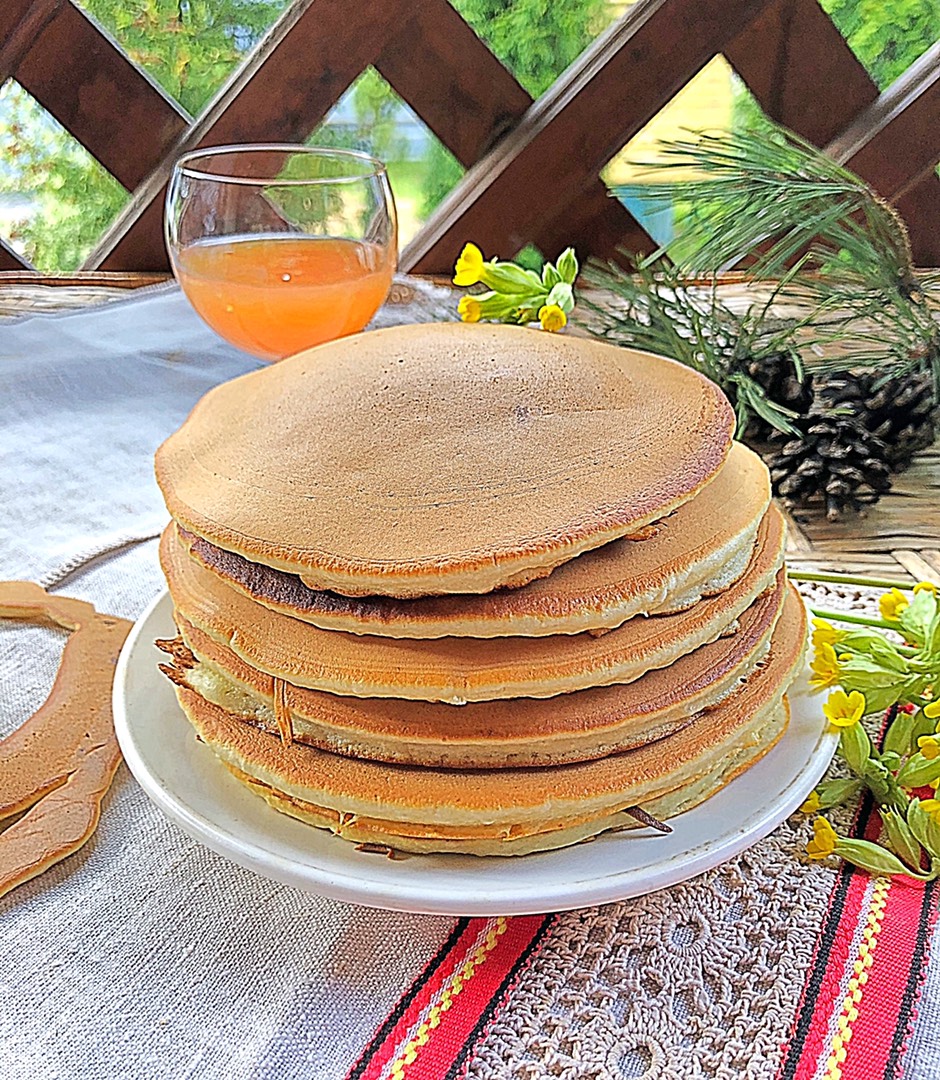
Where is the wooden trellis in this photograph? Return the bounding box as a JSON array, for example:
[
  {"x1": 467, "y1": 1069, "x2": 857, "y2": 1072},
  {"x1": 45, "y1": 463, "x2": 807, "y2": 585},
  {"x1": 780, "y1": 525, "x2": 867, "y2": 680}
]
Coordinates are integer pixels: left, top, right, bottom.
[{"x1": 1, "y1": 0, "x2": 939, "y2": 274}]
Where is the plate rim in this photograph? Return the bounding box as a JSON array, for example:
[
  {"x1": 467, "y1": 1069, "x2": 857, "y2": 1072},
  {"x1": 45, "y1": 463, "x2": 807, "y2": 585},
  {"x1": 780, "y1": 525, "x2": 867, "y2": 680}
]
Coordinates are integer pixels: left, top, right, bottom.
[{"x1": 114, "y1": 588, "x2": 836, "y2": 915}]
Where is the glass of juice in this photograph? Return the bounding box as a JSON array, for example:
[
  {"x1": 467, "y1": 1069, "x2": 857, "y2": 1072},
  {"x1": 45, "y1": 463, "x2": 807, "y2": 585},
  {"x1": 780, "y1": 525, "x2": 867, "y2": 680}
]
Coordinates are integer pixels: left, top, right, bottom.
[{"x1": 165, "y1": 145, "x2": 397, "y2": 361}]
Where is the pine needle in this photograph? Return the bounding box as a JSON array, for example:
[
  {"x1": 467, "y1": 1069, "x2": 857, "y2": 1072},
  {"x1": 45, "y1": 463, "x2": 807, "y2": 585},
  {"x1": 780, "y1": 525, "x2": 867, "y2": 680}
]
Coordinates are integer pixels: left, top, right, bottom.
[
  {"x1": 607, "y1": 124, "x2": 940, "y2": 395},
  {"x1": 581, "y1": 259, "x2": 806, "y2": 436}
]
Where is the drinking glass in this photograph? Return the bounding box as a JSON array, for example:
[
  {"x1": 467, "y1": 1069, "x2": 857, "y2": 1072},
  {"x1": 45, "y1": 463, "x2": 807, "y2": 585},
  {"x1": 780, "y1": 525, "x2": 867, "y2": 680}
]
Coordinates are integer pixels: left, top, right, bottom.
[{"x1": 165, "y1": 144, "x2": 397, "y2": 361}]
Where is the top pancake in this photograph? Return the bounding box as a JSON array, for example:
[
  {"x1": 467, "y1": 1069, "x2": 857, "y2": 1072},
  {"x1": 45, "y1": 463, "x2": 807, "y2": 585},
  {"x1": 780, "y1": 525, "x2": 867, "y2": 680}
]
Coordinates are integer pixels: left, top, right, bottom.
[
  {"x1": 180, "y1": 441, "x2": 770, "y2": 638},
  {"x1": 155, "y1": 323, "x2": 734, "y2": 597}
]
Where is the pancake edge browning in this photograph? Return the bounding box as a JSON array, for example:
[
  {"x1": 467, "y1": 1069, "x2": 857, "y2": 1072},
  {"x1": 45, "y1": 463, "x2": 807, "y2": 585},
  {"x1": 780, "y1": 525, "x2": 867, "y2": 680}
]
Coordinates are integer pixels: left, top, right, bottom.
[
  {"x1": 160, "y1": 507, "x2": 786, "y2": 702},
  {"x1": 161, "y1": 571, "x2": 786, "y2": 767},
  {"x1": 168, "y1": 588, "x2": 807, "y2": 856},
  {"x1": 224, "y1": 699, "x2": 789, "y2": 856},
  {"x1": 176, "y1": 443, "x2": 771, "y2": 638}
]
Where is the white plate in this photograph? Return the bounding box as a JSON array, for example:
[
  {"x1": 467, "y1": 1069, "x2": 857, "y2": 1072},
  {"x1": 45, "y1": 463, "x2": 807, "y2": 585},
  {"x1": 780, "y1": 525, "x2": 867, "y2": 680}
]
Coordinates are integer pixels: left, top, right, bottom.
[{"x1": 114, "y1": 590, "x2": 836, "y2": 916}]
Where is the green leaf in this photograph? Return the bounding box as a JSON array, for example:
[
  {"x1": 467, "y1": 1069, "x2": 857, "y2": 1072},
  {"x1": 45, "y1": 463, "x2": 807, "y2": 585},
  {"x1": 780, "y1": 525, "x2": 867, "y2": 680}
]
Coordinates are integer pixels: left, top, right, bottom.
[
  {"x1": 907, "y1": 799, "x2": 940, "y2": 860},
  {"x1": 863, "y1": 757, "x2": 897, "y2": 805},
  {"x1": 840, "y1": 722, "x2": 872, "y2": 775},
  {"x1": 816, "y1": 778, "x2": 862, "y2": 809},
  {"x1": 911, "y1": 708, "x2": 937, "y2": 744},
  {"x1": 479, "y1": 260, "x2": 544, "y2": 296},
  {"x1": 896, "y1": 752, "x2": 940, "y2": 789},
  {"x1": 899, "y1": 588, "x2": 937, "y2": 644},
  {"x1": 545, "y1": 281, "x2": 575, "y2": 313},
  {"x1": 838, "y1": 654, "x2": 910, "y2": 687},
  {"x1": 880, "y1": 808, "x2": 925, "y2": 871},
  {"x1": 846, "y1": 682, "x2": 912, "y2": 715},
  {"x1": 883, "y1": 708, "x2": 916, "y2": 756},
  {"x1": 556, "y1": 247, "x2": 579, "y2": 284},
  {"x1": 865, "y1": 638, "x2": 912, "y2": 674},
  {"x1": 541, "y1": 262, "x2": 562, "y2": 289},
  {"x1": 835, "y1": 838, "x2": 929, "y2": 879}
]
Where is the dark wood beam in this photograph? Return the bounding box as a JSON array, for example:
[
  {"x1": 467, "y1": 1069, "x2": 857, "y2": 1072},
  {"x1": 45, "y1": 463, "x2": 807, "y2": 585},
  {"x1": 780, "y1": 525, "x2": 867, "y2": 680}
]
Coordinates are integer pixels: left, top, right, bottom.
[
  {"x1": 0, "y1": 238, "x2": 32, "y2": 271},
  {"x1": 726, "y1": 0, "x2": 940, "y2": 264},
  {"x1": 377, "y1": 0, "x2": 651, "y2": 268},
  {"x1": 0, "y1": 0, "x2": 189, "y2": 191},
  {"x1": 726, "y1": 0, "x2": 877, "y2": 144},
  {"x1": 375, "y1": 0, "x2": 530, "y2": 166},
  {"x1": 404, "y1": 0, "x2": 778, "y2": 275},
  {"x1": 825, "y1": 42, "x2": 940, "y2": 202},
  {"x1": 86, "y1": 0, "x2": 406, "y2": 271}
]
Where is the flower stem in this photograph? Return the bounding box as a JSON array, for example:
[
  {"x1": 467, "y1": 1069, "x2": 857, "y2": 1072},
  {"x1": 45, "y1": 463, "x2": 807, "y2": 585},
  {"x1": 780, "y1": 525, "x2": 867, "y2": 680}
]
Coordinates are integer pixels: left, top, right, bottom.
[
  {"x1": 791, "y1": 570, "x2": 915, "y2": 591},
  {"x1": 809, "y1": 606, "x2": 901, "y2": 632}
]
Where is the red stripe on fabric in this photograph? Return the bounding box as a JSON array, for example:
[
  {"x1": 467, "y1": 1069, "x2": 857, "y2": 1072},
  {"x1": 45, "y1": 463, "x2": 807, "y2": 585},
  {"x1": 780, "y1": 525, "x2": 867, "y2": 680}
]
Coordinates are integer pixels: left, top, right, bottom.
[
  {"x1": 789, "y1": 870, "x2": 872, "y2": 1079},
  {"x1": 839, "y1": 879, "x2": 930, "y2": 1080},
  {"x1": 352, "y1": 919, "x2": 486, "y2": 1080},
  {"x1": 445, "y1": 915, "x2": 554, "y2": 1080},
  {"x1": 413, "y1": 915, "x2": 546, "y2": 1078},
  {"x1": 890, "y1": 880, "x2": 939, "y2": 1080}
]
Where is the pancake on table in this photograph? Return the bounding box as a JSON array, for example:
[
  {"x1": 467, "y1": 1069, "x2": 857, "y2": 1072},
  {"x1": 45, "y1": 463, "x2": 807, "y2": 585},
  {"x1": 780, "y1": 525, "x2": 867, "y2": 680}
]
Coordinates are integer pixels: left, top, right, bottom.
[
  {"x1": 179, "y1": 441, "x2": 771, "y2": 640},
  {"x1": 160, "y1": 505, "x2": 786, "y2": 703},
  {"x1": 159, "y1": 571, "x2": 787, "y2": 768},
  {"x1": 165, "y1": 588, "x2": 807, "y2": 857},
  {"x1": 155, "y1": 322, "x2": 735, "y2": 598},
  {"x1": 153, "y1": 321, "x2": 809, "y2": 859}
]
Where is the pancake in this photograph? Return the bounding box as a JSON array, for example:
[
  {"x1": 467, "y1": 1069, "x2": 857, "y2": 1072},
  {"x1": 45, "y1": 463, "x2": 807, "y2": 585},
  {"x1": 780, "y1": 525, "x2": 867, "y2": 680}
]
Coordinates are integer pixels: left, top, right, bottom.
[
  {"x1": 160, "y1": 505, "x2": 786, "y2": 702},
  {"x1": 155, "y1": 323, "x2": 734, "y2": 598},
  {"x1": 170, "y1": 586, "x2": 807, "y2": 855},
  {"x1": 162, "y1": 568, "x2": 785, "y2": 767},
  {"x1": 180, "y1": 441, "x2": 770, "y2": 639}
]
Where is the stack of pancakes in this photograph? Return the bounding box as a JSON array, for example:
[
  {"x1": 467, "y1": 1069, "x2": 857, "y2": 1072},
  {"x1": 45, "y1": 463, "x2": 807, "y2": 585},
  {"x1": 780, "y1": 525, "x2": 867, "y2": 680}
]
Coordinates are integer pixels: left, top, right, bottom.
[{"x1": 154, "y1": 323, "x2": 806, "y2": 856}]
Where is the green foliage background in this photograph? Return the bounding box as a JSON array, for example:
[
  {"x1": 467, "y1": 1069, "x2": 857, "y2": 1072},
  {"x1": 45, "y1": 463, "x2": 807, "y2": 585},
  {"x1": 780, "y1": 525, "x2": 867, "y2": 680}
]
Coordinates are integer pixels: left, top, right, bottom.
[
  {"x1": 820, "y1": 0, "x2": 940, "y2": 87},
  {"x1": 0, "y1": 0, "x2": 936, "y2": 270}
]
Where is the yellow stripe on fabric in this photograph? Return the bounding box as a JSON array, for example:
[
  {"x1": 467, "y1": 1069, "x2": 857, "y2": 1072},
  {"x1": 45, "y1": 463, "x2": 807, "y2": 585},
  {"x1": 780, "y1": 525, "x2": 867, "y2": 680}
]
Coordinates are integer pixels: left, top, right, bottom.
[
  {"x1": 823, "y1": 876, "x2": 891, "y2": 1080},
  {"x1": 388, "y1": 917, "x2": 508, "y2": 1078}
]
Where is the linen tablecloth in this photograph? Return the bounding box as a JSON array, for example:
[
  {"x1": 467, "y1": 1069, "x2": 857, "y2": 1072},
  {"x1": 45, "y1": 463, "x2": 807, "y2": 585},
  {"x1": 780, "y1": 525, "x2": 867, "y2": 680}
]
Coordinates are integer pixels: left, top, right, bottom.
[{"x1": 2, "y1": 282, "x2": 939, "y2": 1080}]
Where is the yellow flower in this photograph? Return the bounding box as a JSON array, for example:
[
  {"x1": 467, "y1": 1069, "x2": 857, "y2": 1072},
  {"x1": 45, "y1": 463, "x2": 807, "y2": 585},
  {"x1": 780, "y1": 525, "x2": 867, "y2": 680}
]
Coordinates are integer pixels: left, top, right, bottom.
[
  {"x1": 823, "y1": 688, "x2": 866, "y2": 728},
  {"x1": 918, "y1": 735, "x2": 940, "y2": 760},
  {"x1": 457, "y1": 295, "x2": 482, "y2": 323},
  {"x1": 919, "y1": 799, "x2": 940, "y2": 824},
  {"x1": 453, "y1": 243, "x2": 485, "y2": 286},
  {"x1": 800, "y1": 790, "x2": 821, "y2": 814},
  {"x1": 806, "y1": 817, "x2": 838, "y2": 859},
  {"x1": 811, "y1": 618, "x2": 844, "y2": 649},
  {"x1": 538, "y1": 304, "x2": 567, "y2": 332},
  {"x1": 809, "y1": 642, "x2": 841, "y2": 691},
  {"x1": 925, "y1": 699, "x2": 940, "y2": 721},
  {"x1": 880, "y1": 588, "x2": 909, "y2": 621},
  {"x1": 914, "y1": 581, "x2": 938, "y2": 596}
]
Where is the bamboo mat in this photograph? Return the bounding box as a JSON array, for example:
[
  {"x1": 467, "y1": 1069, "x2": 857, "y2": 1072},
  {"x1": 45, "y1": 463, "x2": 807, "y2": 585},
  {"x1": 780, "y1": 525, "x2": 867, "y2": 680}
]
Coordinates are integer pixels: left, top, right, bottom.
[{"x1": 0, "y1": 271, "x2": 171, "y2": 319}]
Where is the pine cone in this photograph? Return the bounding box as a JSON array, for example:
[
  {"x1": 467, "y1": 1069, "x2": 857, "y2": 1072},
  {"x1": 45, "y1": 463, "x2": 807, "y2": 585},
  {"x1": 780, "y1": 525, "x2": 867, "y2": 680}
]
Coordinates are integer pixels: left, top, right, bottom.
[
  {"x1": 817, "y1": 370, "x2": 938, "y2": 471},
  {"x1": 737, "y1": 351, "x2": 815, "y2": 444},
  {"x1": 766, "y1": 411, "x2": 892, "y2": 521}
]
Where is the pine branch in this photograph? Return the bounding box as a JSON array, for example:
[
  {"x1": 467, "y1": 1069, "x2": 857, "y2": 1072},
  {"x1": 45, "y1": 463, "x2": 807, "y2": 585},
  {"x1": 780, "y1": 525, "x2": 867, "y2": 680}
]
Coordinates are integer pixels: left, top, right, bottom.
[
  {"x1": 581, "y1": 259, "x2": 804, "y2": 436},
  {"x1": 611, "y1": 126, "x2": 940, "y2": 391}
]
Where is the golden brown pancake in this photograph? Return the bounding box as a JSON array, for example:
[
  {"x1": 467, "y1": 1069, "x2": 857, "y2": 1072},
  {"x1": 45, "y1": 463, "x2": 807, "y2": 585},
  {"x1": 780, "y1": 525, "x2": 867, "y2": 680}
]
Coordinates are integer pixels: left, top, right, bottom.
[
  {"x1": 180, "y1": 441, "x2": 770, "y2": 639},
  {"x1": 160, "y1": 505, "x2": 786, "y2": 702},
  {"x1": 170, "y1": 587, "x2": 807, "y2": 855},
  {"x1": 164, "y1": 568, "x2": 785, "y2": 767},
  {"x1": 155, "y1": 323, "x2": 734, "y2": 597}
]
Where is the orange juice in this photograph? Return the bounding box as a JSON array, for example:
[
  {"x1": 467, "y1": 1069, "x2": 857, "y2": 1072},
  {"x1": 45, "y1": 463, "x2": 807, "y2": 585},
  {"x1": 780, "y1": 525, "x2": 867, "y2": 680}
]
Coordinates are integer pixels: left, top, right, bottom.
[{"x1": 174, "y1": 235, "x2": 395, "y2": 360}]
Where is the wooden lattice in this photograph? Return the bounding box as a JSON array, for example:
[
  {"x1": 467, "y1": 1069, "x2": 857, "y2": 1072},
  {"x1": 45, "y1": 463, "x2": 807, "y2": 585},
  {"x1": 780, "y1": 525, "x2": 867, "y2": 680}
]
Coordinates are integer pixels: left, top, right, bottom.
[{"x1": 1, "y1": 0, "x2": 939, "y2": 273}]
